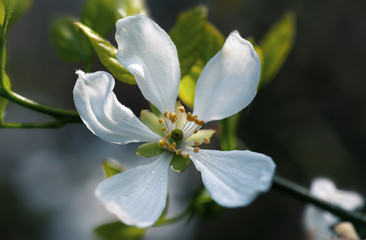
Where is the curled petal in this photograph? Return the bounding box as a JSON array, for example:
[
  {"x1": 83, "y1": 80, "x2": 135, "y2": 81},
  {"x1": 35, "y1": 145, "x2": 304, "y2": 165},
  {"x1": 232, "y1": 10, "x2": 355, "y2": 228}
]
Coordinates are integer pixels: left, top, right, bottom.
[
  {"x1": 95, "y1": 153, "x2": 172, "y2": 228},
  {"x1": 189, "y1": 149, "x2": 275, "y2": 207},
  {"x1": 73, "y1": 70, "x2": 161, "y2": 144},
  {"x1": 116, "y1": 14, "x2": 180, "y2": 113},
  {"x1": 193, "y1": 31, "x2": 261, "y2": 123}
]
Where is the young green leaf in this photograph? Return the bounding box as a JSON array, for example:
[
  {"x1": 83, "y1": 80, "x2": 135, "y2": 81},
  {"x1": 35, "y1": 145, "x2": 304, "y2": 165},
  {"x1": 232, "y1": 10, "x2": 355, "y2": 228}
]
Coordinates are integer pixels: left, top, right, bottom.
[
  {"x1": 258, "y1": 12, "x2": 296, "y2": 87},
  {"x1": 7, "y1": 0, "x2": 33, "y2": 29},
  {"x1": 170, "y1": 6, "x2": 207, "y2": 77},
  {"x1": 0, "y1": 1, "x2": 5, "y2": 27},
  {"x1": 75, "y1": 22, "x2": 136, "y2": 85},
  {"x1": 102, "y1": 158, "x2": 125, "y2": 179},
  {"x1": 170, "y1": 6, "x2": 225, "y2": 108},
  {"x1": 94, "y1": 221, "x2": 145, "y2": 240},
  {"x1": 51, "y1": 17, "x2": 93, "y2": 62},
  {"x1": 81, "y1": 0, "x2": 147, "y2": 38}
]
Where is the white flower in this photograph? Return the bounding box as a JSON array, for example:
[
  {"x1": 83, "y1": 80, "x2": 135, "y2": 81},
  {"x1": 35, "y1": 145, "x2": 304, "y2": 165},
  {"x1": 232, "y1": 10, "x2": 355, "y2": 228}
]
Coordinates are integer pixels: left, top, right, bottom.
[
  {"x1": 303, "y1": 178, "x2": 364, "y2": 240},
  {"x1": 73, "y1": 14, "x2": 276, "y2": 228}
]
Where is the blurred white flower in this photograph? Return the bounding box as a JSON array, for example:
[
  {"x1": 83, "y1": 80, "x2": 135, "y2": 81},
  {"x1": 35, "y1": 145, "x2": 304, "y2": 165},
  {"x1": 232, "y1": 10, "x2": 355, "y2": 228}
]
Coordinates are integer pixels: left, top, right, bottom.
[
  {"x1": 73, "y1": 14, "x2": 276, "y2": 228},
  {"x1": 303, "y1": 178, "x2": 364, "y2": 240}
]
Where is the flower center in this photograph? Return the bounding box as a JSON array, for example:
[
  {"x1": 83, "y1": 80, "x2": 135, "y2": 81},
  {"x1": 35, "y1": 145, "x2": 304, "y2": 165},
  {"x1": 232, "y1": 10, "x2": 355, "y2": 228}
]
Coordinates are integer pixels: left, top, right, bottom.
[
  {"x1": 171, "y1": 129, "x2": 183, "y2": 142},
  {"x1": 157, "y1": 104, "x2": 208, "y2": 158}
]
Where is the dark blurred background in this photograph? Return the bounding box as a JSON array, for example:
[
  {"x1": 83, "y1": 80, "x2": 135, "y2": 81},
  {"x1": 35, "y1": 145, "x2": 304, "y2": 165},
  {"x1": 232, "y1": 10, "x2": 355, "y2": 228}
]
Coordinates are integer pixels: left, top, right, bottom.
[{"x1": 1, "y1": 0, "x2": 366, "y2": 239}]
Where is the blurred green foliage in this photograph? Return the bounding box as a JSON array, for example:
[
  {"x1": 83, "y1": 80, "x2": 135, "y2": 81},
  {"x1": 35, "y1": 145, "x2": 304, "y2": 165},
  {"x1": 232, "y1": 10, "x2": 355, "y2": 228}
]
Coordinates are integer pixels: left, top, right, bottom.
[{"x1": 94, "y1": 221, "x2": 145, "y2": 240}]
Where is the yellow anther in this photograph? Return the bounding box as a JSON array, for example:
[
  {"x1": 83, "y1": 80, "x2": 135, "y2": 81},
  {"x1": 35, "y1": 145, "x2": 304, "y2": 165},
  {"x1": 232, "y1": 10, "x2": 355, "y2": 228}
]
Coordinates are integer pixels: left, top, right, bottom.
[
  {"x1": 182, "y1": 153, "x2": 190, "y2": 159},
  {"x1": 176, "y1": 149, "x2": 182, "y2": 155},
  {"x1": 158, "y1": 139, "x2": 166, "y2": 148},
  {"x1": 161, "y1": 126, "x2": 166, "y2": 132},
  {"x1": 192, "y1": 115, "x2": 198, "y2": 121},
  {"x1": 194, "y1": 140, "x2": 201, "y2": 146},
  {"x1": 164, "y1": 133, "x2": 171, "y2": 139},
  {"x1": 193, "y1": 129, "x2": 198, "y2": 134},
  {"x1": 187, "y1": 112, "x2": 192, "y2": 121},
  {"x1": 178, "y1": 106, "x2": 185, "y2": 113},
  {"x1": 171, "y1": 142, "x2": 177, "y2": 147},
  {"x1": 158, "y1": 118, "x2": 165, "y2": 124},
  {"x1": 164, "y1": 110, "x2": 169, "y2": 118},
  {"x1": 193, "y1": 147, "x2": 199, "y2": 153},
  {"x1": 203, "y1": 138, "x2": 210, "y2": 144}
]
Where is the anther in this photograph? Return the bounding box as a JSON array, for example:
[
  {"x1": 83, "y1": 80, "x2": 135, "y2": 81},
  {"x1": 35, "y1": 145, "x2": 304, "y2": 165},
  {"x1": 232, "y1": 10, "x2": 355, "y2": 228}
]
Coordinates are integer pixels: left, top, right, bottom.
[
  {"x1": 187, "y1": 112, "x2": 192, "y2": 121},
  {"x1": 161, "y1": 126, "x2": 166, "y2": 132},
  {"x1": 193, "y1": 148, "x2": 199, "y2": 153},
  {"x1": 203, "y1": 138, "x2": 210, "y2": 144},
  {"x1": 176, "y1": 149, "x2": 182, "y2": 155},
  {"x1": 194, "y1": 140, "x2": 201, "y2": 146},
  {"x1": 158, "y1": 139, "x2": 166, "y2": 148},
  {"x1": 178, "y1": 106, "x2": 185, "y2": 113},
  {"x1": 193, "y1": 129, "x2": 198, "y2": 134},
  {"x1": 182, "y1": 153, "x2": 190, "y2": 158},
  {"x1": 164, "y1": 110, "x2": 169, "y2": 118},
  {"x1": 158, "y1": 118, "x2": 165, "y2": 124}
]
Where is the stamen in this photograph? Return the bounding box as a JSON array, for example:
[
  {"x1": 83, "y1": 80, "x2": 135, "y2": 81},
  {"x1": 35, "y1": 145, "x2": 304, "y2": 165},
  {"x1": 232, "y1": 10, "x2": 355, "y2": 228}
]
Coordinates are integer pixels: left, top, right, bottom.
[
  {"x1": 193, "y1": 147, "x2": 199, "y2": 153},
  {"x1": 164, "y1": 110, "x2": 169, "y2": 118},
  {"x1": 186, "y1": 112, "x2": 192, "y2": 121},
  {"x1": 178, "y1": 106, "x2": 185, "y2": 113},
  {"x1": 193, "y1": 129, "x2": 198, "y2": 134},
  {"x1": 194, "y1": 140, "x2": 201, "y2": 146},
  {"x1": 176, "y1": 149, "x2": 182, "y2": 155},
  {"x1": 182, "y1": 153, "x2": 190, "y2": 158},
  {"x1": 158, "y1": 118, "x2": 165, "y2": 124},
  {"x1": 161, "y1": 126, "x2": 166, "y2": 132},
  {"x1": 158, "y1": 139, "x2": 166, "y2": 148},
  {"x1": 203, "y1": 138, "x2": 210, "y2": 144}
]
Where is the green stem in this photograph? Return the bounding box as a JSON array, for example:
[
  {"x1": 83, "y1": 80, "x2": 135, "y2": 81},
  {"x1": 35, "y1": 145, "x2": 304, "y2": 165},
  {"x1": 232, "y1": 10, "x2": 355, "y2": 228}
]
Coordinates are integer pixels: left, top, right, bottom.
[
  {"x1": 272, "y1": 175, "x2": 366, "y2": 226},
  {"x1": 154, "y1": 205, "x2": 192, "y2": 227},
  {"x1": 0, "y1": 120, "x2": 68, "y2": 128},
  {"x1": 2, "y1": 90, "x2": 80, "y2": 120}
]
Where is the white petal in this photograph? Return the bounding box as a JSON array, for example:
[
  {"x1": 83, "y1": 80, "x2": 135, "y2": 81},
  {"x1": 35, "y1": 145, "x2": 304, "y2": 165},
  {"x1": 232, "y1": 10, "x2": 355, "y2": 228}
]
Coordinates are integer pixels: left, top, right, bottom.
[
  {"x1": 189, "y1": 149, "x2": 275, "y2": 207},
  {"x1": 73, "y1": 70, "x2": 161, "y2": 144},
  {"x1": 193, "y1": 31, "x2": 261, "y2": 123},
  {"x1": 115, "y1": 14, "x2": 180, "y2": 114},
  {"x1": 310, "y1": 178, "x2": 364, "y2": 210},
  {"x1": 95, "y1": 152, "x2": 172, "y2": 228}
]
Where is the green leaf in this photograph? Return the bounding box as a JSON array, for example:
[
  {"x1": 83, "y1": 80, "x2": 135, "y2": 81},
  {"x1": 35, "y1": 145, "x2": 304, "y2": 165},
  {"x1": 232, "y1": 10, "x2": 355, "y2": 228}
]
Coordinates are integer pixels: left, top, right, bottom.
[
  {"x1": 136, "y1": 142, "x2": 164, "y2": 158},
  {"x1": 258, "y1": 12, "x2": 296, "y2": 87},
  {"x1": 178, "y1": 59, "x2": 204, "y2": 108},
  {"x1": 81, "y1": 0, "x2": 147, "y2": 38},
  {"x1": 170, "y1": 6, "x2": 225, "y2": 108},
  {"x1": 75, "y1": 22, "x2": 136, "y2": 84},
  {"x1": 7, "y1": 0, "x2": 32, "y2": 29},
  {"x1": 139, "y1": 110, "x2": 164, "y2": 136},
  {"x1": 170, "y1": 154, "x2": 191, "y2": 173},
  {"x1": 0, "y1": 1, "x2": 5, "y2": 27},
  {"x1": 114, "y1": 0, "x2": 147, "y2": 18},
  {"x1": 170, "y1": 6, "x2": 207, "y2": 77},
  {"x1": 102, "y1": 158, "x2": 125, "y2": 179},
  {"x1": 50, "y1": 17, "x2": 92, "y2": 62},
  {"x1": 94, "y1": 221, "x2": 145, "y2": 240}
]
